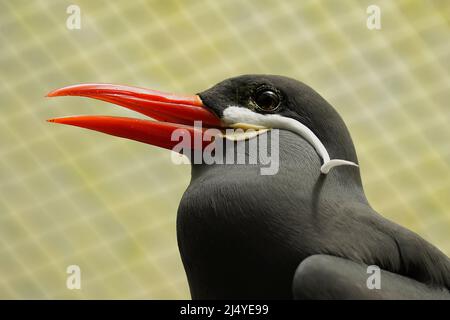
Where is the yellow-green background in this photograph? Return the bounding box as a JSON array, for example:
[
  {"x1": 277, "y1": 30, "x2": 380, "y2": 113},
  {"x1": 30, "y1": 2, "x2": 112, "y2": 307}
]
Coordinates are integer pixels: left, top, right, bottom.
[{"x1": 0, "y1": 0, "x2": 449, "y2": 299}]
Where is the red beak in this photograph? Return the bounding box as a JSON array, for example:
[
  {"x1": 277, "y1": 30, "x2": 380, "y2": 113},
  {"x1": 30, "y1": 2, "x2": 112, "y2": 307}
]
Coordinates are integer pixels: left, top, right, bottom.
[{"x1": 46, "y1": 83, "x2": 222, "y2": 151}]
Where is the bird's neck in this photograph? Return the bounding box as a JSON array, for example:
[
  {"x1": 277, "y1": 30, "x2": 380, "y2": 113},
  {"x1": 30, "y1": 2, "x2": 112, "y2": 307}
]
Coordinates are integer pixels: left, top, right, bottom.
[
  {"x1": 190, "y1": 130, "x2": 366, "y2": 199},
  {"x1": 177, "y1": 130, "x2": 368, "y2": 299}
]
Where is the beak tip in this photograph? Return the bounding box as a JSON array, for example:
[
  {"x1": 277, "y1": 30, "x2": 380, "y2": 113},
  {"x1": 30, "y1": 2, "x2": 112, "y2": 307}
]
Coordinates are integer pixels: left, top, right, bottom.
[
  {"x1": 46, "y1": 89, "x2": 61, "y2": 98},
  {"x1": 47, "y1": 118, "x2": 64, "y2": 124}
]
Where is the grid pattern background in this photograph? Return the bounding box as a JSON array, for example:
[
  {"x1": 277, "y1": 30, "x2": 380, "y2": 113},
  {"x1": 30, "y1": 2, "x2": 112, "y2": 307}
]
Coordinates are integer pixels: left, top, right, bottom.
[{"x1": 0, "y1": 0, "x2": 449, "y2": 299}]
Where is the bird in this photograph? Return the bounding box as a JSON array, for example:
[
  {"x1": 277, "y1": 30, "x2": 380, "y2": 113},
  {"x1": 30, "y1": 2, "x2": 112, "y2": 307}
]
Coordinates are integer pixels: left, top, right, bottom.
[{"x1": 47, "y1": 74, "x2": 450, "y2": 299}]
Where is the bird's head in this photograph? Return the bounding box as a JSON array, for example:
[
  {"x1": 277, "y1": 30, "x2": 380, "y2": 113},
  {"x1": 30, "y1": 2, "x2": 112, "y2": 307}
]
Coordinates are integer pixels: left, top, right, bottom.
[{"x1": 47, "y1": 74, "x2": 358, "y2": 174}]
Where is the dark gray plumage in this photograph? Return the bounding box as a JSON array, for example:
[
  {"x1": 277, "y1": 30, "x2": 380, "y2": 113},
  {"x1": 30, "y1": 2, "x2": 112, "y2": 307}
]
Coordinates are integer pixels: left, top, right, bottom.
[
  {"x1": 294, "y1": 255, "x2": 450, "y2": 299},
  {"x1": 176, "y1": 75, "x2": 450, "y2": 299}
]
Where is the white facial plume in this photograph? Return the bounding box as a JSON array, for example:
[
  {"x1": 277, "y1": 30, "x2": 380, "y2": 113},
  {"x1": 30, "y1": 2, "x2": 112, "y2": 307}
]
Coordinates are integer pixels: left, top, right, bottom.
[{"x1": 222, "y1": 106, "x2": 358, "y2": 174}]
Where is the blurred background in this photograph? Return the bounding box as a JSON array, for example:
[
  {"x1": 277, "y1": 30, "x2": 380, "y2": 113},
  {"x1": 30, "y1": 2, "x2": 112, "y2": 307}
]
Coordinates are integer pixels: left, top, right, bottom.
[{"x1": 0, "y1": 0, "x2": 449, "y2": 299}]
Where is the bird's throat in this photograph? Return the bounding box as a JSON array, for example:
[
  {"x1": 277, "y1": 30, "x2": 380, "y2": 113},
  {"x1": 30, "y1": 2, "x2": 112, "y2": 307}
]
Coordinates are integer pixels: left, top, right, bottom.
[{"x1": 177, "y1": 130, "x2": 367, "y2": 299}]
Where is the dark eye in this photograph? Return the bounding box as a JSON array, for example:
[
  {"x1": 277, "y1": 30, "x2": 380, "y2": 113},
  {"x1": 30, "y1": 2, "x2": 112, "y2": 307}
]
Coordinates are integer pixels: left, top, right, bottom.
[{"x1": 253, "y1": 89, "x2": 280, "y2": 112}]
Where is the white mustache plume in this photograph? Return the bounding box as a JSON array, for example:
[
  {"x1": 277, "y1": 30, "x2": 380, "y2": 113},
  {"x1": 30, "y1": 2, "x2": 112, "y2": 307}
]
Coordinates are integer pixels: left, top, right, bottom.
[{"x1": 222, "y1": 106, "x2": 358, "y2": 174}]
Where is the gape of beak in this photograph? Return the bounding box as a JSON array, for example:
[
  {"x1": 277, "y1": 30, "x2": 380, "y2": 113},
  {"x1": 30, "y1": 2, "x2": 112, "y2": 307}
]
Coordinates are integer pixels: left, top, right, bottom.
[{"x1": 46, "y1": 84, "x2": 223, "y2": 151}]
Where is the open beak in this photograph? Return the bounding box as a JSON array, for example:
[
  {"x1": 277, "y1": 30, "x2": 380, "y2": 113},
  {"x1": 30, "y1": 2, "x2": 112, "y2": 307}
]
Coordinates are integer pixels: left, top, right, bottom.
[{"x1": 46, "y1": 83, "x2": 223, "y2": 151}]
